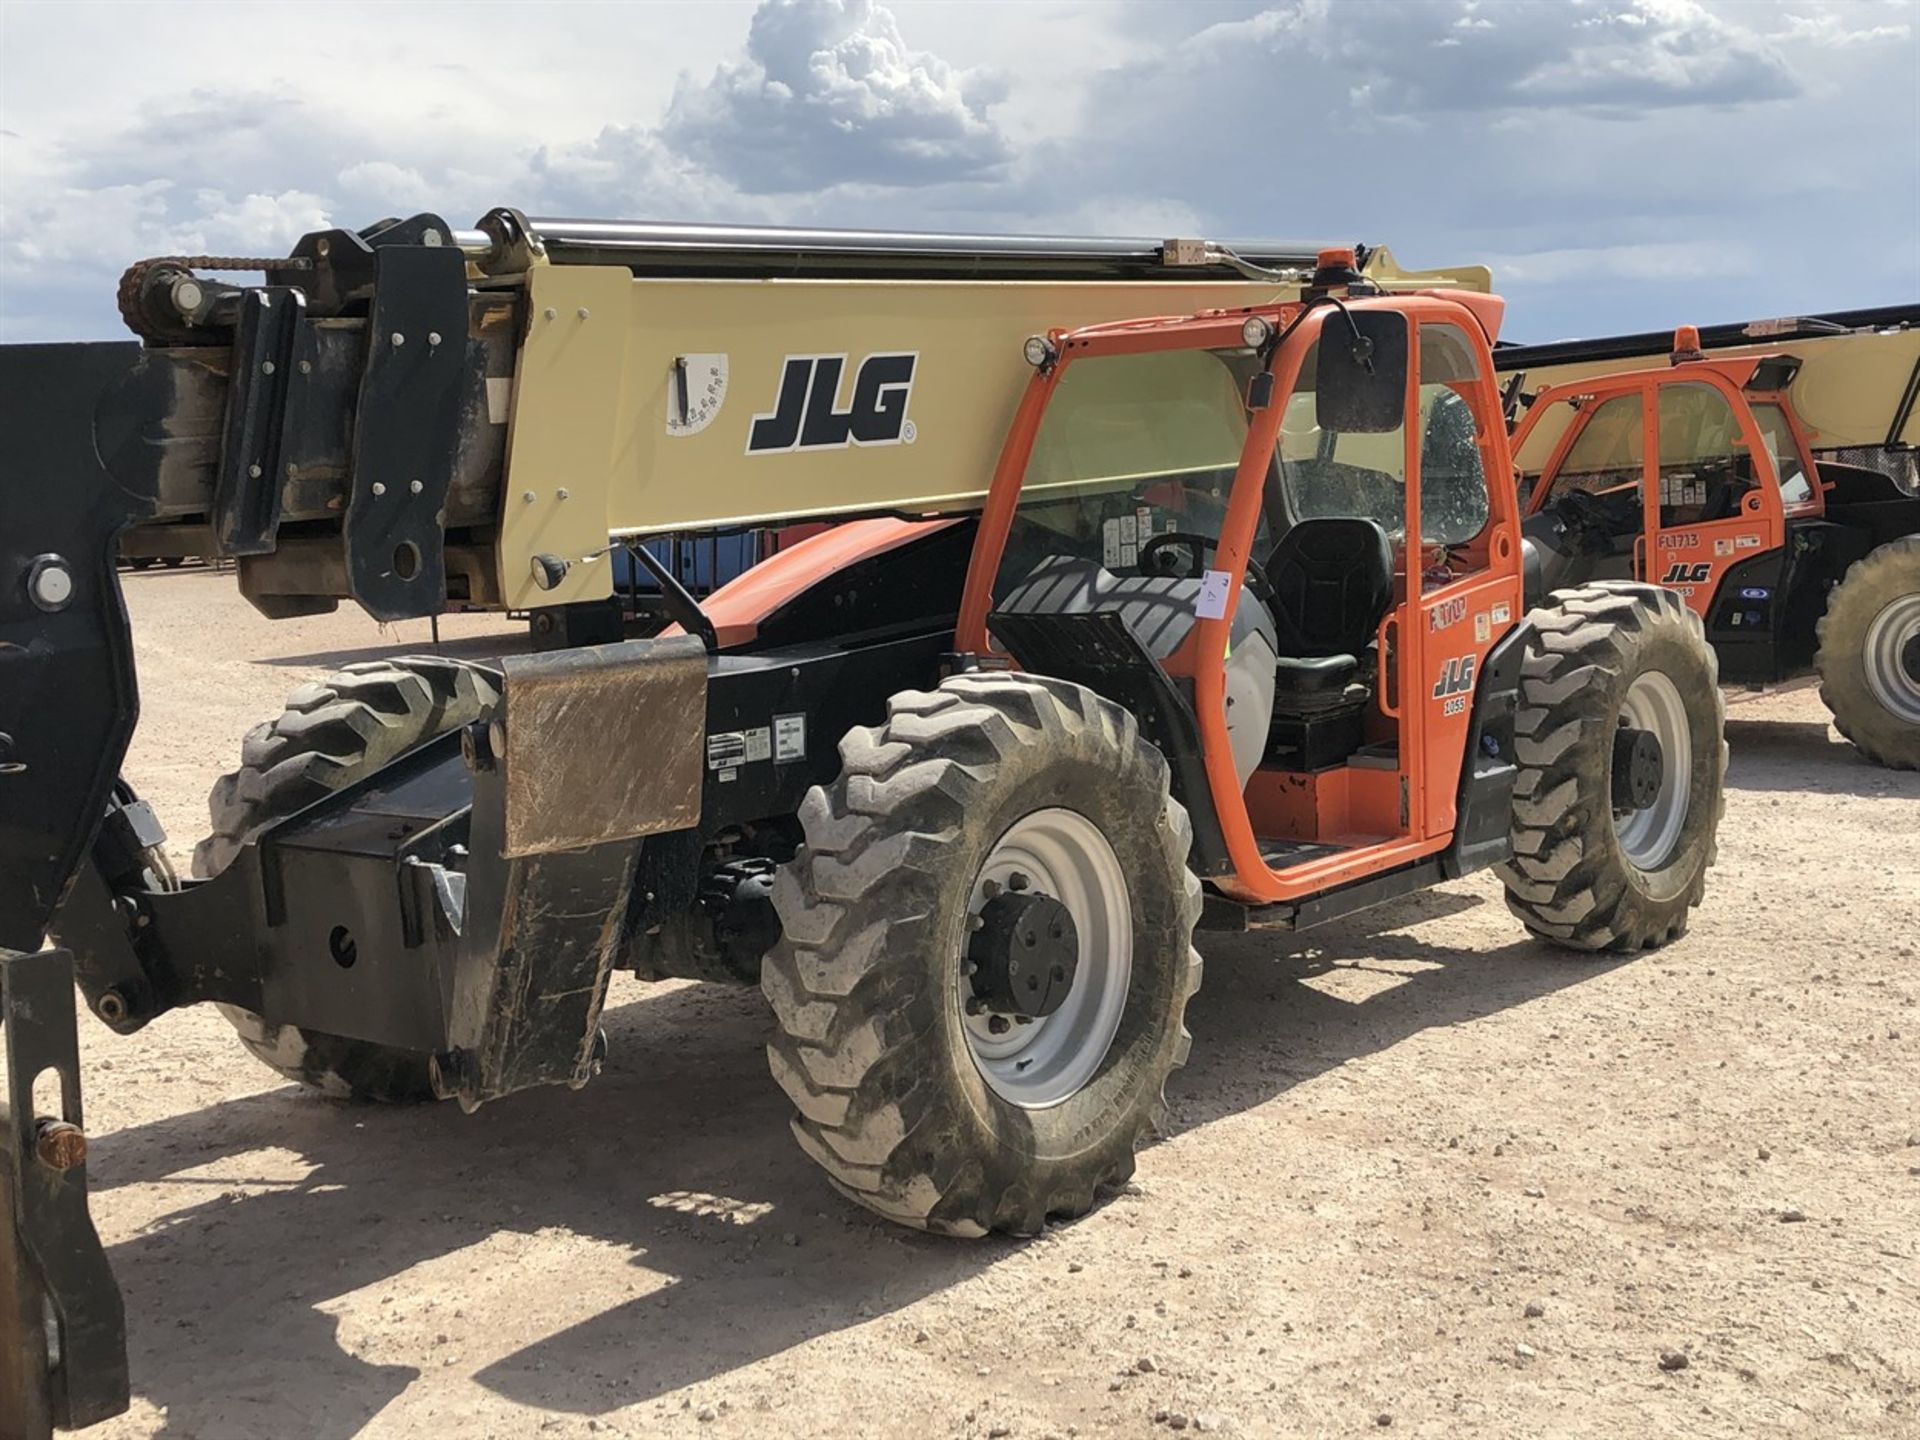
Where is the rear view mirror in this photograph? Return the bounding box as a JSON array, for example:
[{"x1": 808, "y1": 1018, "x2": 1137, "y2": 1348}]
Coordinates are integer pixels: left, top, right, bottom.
[{"x1": 1315, "y1": 310, "x2": 1409, "y2": 434}]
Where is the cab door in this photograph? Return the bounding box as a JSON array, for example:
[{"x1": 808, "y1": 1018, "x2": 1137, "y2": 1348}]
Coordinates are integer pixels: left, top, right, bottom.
[{"x1": 1643, "y1": 375, "x2": 1786, "y2": 618}]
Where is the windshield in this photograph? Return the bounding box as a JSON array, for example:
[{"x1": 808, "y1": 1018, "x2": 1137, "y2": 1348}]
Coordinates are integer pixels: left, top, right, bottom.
[
  {"x1": 1276, "y1": 325, "x2": 1492, "y2": 550},
  {"x1": 990, "y1": 347, "x2": 1262, "y2": 599}
]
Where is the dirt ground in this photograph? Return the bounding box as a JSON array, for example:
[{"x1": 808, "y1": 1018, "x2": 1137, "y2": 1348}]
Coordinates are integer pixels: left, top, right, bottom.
[{"x1": 54, "y1": 566, "x2": 1920, "y2": 1438}]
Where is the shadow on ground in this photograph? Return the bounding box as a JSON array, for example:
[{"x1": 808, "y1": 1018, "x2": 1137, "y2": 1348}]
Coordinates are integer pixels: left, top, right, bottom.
[
  {"x1": 88, "y1": 884, "x2": 1623, "y2": 1436},
  {"x1": 1723, "y1": 718, "x2": 1920, "y2": 798}
]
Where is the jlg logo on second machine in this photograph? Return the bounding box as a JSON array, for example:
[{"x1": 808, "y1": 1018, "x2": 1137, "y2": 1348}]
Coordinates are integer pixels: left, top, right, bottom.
[
  {"x1": 747, "y1": 353, "x2": 918, "y2": 454},
  {"x1": 1662, "y1": 561, "x2": 1712, "y2": 585}
]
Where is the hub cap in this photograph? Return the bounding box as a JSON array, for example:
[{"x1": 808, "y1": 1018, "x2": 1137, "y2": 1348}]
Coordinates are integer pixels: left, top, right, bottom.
[
  {"x1": 961, "y1": 808, "x2": 1131, "y2": 1109},
  {"x1": 1612, "y1": 671, "x2": 1691, "y2": 870},
  {"x1": 1863, "y1": 594, "x2": 1920, "y2": 725}
]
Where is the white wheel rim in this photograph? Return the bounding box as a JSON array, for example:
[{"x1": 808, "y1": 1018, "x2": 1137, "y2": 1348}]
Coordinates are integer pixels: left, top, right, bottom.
[
  {"x1": 1613, "y1": 670, "x2": 1692, "y2": 871},
  {"x1": 1863, "y1": 594, "x2": 1920, "y2": 725},
  {"x1": 961, "y1": 807, "x2": 1132, "y2": 1110}
]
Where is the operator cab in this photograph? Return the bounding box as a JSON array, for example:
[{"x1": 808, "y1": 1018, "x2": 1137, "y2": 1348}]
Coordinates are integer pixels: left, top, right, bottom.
[{"x1": 972, "y1": 297, "x2": 1519, "y2": 898}]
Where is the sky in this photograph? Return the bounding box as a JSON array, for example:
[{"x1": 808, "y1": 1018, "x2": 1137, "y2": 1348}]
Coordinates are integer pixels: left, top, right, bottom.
[{"x1": 1, "y1": 0, "x2": 1916, "y2": 345}]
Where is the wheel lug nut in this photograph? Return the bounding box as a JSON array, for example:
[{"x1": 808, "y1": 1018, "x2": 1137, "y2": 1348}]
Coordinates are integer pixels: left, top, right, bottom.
[
  {"x1": 968, "y1": 914, "x2": 985, "y2": 932},
  {"x1": 1008, "y1": 872, "x2": 1030, "y2": 892},
  {"x1": 981, "y1": 879, "x2": 1002, "y2": 898},
  {"x1": 988, "y1": 1015, "x2": 1011, "y2": 1035}
]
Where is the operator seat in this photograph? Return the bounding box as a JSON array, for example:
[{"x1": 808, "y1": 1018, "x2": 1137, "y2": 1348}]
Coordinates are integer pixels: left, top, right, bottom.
[
  {"x1": 1262, "y1": 516, "x2": 1395, "y2": 769},
  {"x1": 1265, "y1": 517, "x2": 1395, "y2": 704}
]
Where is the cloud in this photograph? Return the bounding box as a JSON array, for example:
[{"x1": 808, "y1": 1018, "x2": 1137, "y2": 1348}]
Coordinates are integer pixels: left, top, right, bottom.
[{"x1": 661, "y1": 0, "x2": 1012, "y2": 193}]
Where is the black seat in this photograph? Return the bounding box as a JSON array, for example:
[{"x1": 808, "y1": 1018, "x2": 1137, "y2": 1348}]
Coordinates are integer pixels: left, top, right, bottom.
[{"x1": 1264, "y1": 517, "x2": 1395, "y2": 705}]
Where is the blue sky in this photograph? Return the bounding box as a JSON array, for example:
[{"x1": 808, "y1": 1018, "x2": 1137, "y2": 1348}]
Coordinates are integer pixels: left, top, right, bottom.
[{"x1": 2, "y1": 0, "x2": 1915, "y2": 344}]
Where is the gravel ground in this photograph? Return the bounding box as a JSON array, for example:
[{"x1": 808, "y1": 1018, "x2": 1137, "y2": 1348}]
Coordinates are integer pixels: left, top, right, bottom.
[{"x1": 58, "y1": 566, "x2": 1920, "y2": 1438}]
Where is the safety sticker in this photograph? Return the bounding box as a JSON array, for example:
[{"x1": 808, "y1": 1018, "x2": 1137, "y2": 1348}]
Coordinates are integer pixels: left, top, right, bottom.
[
  {"x1": 1714, "y1": 538, "x2": 1733, "y2": 556},
  {"x1": 1474, "y1": 612, "x2": 1491, "y2": 643},
  {"x1": 744, "y1": 726, "x2": 772, "y2": 763},
  {"x1": 1194, "y1": 569, "x2": 1232, "y2": 620},
  {"x1": 774, "y1": 713, "x2": 807, "y2": 763},
  {"x1": 1491, "y1": 601, "x2": 1512, "y2": 625},
  {"x1": 1101, "y1": 514, "x2": 1140, "y2": 569},
  {"x1": 1735, "y1": 534, "x2": 1761, "y2": 549},
  {"x1": 707, "y1": 732, "x2": 746, "y2": 770}
]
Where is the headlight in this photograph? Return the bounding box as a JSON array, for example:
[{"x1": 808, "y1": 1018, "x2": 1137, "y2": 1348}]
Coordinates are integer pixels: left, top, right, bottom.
[
  {"x1": 1022, "y1": 334, "x2": 1056, "y2": 369},
  {"x1": 1241, "y1": 314, "x2": 1274, "y2": 350}
]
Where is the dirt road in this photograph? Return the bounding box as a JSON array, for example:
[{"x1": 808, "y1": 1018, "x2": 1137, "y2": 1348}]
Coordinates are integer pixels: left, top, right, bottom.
[{"x1": 67, "y1": 568, "x2": 1920, "y2": 1437}]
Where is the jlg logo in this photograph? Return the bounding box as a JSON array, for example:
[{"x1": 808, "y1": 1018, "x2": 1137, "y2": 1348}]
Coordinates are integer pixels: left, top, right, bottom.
[
  {"x1": 1661, "y1": 562, "x2": 1712, "y2": 585},
  {"x1": 1433, "y1": 654, "x2": 1476, "y2": 698},
  {"x1": 1433, "y1": 653, "x2": 1475, "y2": 716},
  {"x1": 747, "y1": 353, "x2": 918, "y2": 454}
]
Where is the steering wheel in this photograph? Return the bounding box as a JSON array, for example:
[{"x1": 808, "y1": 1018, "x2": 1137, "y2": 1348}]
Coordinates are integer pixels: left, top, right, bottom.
[
  {"x1": 1546, "y1": 489, "x2": 1632, "y2": 555},
  {"x1": 1138, "y1": 531, "x2": 1276, "y2": 606}
]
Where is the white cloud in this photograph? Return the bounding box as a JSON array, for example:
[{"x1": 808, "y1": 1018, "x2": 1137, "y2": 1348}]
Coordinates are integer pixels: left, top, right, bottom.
[
  {"x1": 661, "y1": 0, "x2": 1011, "y2": 193},
  {"x1": 0, "y1": 0, "x2": 1913, "y2": 344}
]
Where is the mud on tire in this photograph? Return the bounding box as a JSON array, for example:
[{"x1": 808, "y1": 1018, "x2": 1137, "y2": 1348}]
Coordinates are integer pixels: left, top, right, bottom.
[
  {"x1": 193, "y1": 657, "x2": 499, "y2": 1101},
  {"x1": 1499, "y1": 582, "x2": 1727, "y2": 952},
  {"x1": 762, "y1": 672, "x2": 1203, "y2": 1236},
  {"x1": 1814, "y1": 535, "x2": 1920, "y2": 771}
]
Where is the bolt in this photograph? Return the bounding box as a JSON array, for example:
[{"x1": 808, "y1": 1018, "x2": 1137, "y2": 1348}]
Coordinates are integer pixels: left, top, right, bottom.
[
  {"x1": 26, "y1": 556, "x2": 74, "y2": 612},
  {"x1": 95, "y1": 989, "x2": 129, "y2": 1025},
  {"x1": 248, "y1": 463, "x2": 263, "y2": 479},
  {"x1": 371, "y1": 482, "x2": 387, "y2": 497},
  {"x1": 968, "y1": 914, "x2": 985, "y2": 932},
  {"x1": 286, "y1": 462, "x2": 298, "y2": 477},
  {"x1": 523, "y1": 490, "x2": 537, "y2": 503},
  {"x1": 982, "y1": 879, "x2": 1002, "y2": 899},
  {"x1": 988, "y1": 1015, "x2": 1011, "y2": 1036},
  {"x1": 261, "y1": 360, "x2": 275, "y2": 375},
  {"x1": 543, "y1": 307, "x2": 557, "y2": 321},
  {"x1": 577, "y1": 307, "x2": 590, "y2": 319},
  {"x1": 410, "y1": 479, "x2": 424, "y2": 495},
  {"x1": 1009, "y1": 871, "x2": 1030, "y2": 892},
  {"x1": 390, "y1": 332, "x2": 406, "y2": 347},
  {"x1": 34, "y1": 1121, "x2": 87, "y2": 1173},
  {"x1": 422, "y1": 228, "x2": 443, "y2": 246},
  {"x1": 557, "y1": 487, "x2": 571, "y2": 500},
  {"x1": 298, "y1": 359, "x2": 312, "y2": 375},
  {"x1": 966, "y1": 997, "x2": 987, "y2": 1017}
]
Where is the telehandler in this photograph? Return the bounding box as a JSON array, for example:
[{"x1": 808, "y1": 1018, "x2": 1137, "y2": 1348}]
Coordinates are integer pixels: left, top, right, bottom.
[
  {"x1": 1500, "y1": 310, "x2": 1920, "y2": 767},
  {"x1": 1, "y1": 211, "x2": 1724, "y2": 1433}
]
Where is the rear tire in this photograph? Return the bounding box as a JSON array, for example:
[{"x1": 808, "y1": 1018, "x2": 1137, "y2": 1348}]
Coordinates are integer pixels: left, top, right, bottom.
[
  {"x1": 193, "y1": 657, "x2": 499, "y2": 1101},
  {"x1": 1815, "y1": 535, "x2": 1920, "y2": 770},
  {"x1": 1499, "y1": 583, "x2": 1727, "y2": 952},
  {"x1": 762, "y1": 672, "x2": 1203, "y2": 1236}
]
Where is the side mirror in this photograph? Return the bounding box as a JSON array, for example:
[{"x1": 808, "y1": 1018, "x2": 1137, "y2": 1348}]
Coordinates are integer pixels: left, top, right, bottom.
[{"x1": 1315, "y1": 310, "x2": 1409, "y2": 434}]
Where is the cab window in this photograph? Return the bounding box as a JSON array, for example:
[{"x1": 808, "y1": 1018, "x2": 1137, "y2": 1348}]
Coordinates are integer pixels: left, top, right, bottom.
[
  {"x1": 1751, "y1": 402, "x2": 1813, "y2": 505},
  {"x1": 1275, "y1": 323, "x2": 1493, "y2": 580},
  {"x1": 1545, "y1": 393, "x2": 1644, "y2": 502},
  {"x1": 1655, "y1": 381, "x2": 1762, "y2": 525}
]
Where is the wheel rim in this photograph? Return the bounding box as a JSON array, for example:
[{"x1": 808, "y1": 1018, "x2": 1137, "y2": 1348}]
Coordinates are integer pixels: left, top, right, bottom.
[
  {"x1": 1612, "y1": 671, "x2": 1692, "y2": 870},
  {"x1": 1863, "y1": 593, "x2": 1920, "y2": 725},
  {"x1": 961, "y1": 807, "x2": 1132, "y2": 1109}
]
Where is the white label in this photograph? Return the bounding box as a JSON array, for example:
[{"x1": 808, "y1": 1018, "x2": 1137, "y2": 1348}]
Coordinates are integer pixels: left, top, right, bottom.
[
  {"x1": 774, "y1": 712, "x2": 807, "y2": 763},
  {"x1": 1492, "y1": 601, "x2": 1512, "y2": 625},
  {"x1": 707, "y1": 732, "x2": 746, "y2": 770},
  {"x1": 1473, "y1": 612, "x2": 1491, "y2": 643},
  {"x1": 1194, "y1": 568, "x2": 1232, "y2": 620},
  {"x1": 1101, "y1": 517, "x2": 1123, "y2": 568},
  {"x1": 717, "y1": 767, "x2": 738, "y2": 783},
  {"x1": 485, "y1": 376, "x2": 513, "y2": 424},
  {"x1": 744, "y1": 726, "x2": 772, "y2": 763}
]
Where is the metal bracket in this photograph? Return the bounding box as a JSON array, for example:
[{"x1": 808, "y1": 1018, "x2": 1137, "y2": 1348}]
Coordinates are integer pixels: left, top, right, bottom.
[
  {"x1": 209, "y1": 287, "x2": 309, "y2": 556},
  {"x1": 343, "y1": 245, "x2": 471, "y2": 621},
  {"x1": 1, "y1": 947, "x2": 128, "y2": 1436}
]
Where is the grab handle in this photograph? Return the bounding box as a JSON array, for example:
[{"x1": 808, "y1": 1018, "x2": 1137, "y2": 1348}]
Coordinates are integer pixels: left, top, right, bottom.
[{"x1": 1377, "y1": 613, "x2": 1401, "y2": 718}]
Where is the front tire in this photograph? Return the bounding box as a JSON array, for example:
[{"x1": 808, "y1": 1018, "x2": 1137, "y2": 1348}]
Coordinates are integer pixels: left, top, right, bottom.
[
  {"x1": 762, "y1": 672, "x2": 1203, "y2": 1236},
  {"x1": 1499, "y1": 583, "x2": 1727, "y2": 952},
  {"x1": 193, "y1": 657, "x2": 499, "y2": 1101},
  {"x1": 1815, "y1": 535, "x2": 1920, "y2": 770}
]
